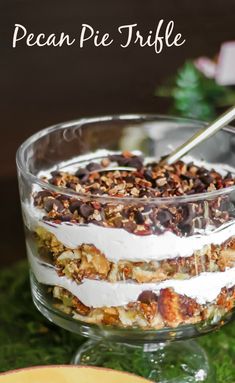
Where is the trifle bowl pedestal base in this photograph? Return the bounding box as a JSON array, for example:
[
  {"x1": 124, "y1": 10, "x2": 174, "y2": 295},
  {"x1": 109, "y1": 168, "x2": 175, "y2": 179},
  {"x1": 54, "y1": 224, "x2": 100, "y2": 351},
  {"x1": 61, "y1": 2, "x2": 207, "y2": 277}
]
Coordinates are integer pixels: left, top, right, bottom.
[{"x1": 71, "y1": 339, "x2": 213, "y2": 383}]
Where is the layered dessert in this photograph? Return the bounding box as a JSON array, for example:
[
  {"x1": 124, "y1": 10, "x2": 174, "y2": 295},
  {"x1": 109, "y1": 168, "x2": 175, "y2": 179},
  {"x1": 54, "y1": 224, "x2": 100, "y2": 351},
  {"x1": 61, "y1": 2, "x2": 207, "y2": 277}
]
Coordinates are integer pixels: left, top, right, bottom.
[{"x1": 23, "y1": 151, "x2": 235, "y2": 329}]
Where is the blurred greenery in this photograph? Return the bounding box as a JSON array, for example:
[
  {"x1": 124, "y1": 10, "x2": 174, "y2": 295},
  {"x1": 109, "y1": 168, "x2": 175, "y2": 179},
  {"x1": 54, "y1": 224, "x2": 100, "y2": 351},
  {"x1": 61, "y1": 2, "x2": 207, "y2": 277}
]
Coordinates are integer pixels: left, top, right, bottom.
[
  {"x1": 0, "y1": 261, "x2": 234, "y2": 382},
  {"x1": 155, "y1": 61, "x2": 235, "y2": 120}
]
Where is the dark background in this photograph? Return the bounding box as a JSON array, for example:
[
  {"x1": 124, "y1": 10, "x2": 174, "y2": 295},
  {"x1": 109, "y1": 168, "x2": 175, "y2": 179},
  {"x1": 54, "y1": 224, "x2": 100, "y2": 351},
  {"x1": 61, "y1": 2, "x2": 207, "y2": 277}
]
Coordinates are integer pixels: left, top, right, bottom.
[{"x1": 1, "y1": 0, "x2": 235, "y2": 266}]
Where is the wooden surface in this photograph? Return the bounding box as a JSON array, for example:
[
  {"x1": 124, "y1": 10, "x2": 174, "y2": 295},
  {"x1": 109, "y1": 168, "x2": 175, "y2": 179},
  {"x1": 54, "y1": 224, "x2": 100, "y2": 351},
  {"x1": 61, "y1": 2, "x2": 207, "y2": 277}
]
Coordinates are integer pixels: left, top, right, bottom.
[{"x1": 1, "y1": 0, "x2": 235, "y2": 265}]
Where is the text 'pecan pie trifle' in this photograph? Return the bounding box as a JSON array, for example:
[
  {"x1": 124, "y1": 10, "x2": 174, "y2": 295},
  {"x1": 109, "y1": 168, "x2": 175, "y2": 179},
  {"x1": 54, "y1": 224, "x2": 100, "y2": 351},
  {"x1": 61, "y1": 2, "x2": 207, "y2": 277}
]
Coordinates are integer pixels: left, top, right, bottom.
[{"x1": 23, "y1": 150, "x2": 235, "y2": 330}]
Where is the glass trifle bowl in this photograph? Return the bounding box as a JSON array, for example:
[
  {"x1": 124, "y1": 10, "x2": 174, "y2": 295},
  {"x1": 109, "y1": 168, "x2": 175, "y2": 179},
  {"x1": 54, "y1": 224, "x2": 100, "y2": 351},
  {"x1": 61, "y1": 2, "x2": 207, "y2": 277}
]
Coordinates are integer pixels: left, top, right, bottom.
[{"x1": 16, "y1": 115, "x2": 235, "y2": 382}]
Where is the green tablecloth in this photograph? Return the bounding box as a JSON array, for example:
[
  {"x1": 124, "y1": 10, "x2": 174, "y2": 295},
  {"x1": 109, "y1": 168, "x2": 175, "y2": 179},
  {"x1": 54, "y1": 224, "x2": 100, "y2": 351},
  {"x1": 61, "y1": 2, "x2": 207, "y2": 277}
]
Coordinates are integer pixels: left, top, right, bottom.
[{"x1": 0, "y1": 261, "x2": 234, "y2": 382}]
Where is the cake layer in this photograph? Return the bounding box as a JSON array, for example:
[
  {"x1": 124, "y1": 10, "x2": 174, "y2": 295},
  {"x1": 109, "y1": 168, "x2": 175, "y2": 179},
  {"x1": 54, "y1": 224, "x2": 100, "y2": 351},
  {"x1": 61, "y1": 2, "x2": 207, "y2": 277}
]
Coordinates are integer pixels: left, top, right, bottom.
[
  {"x1": 35, "y1": 226, "x2": 235, "y2": 283},
  {"x1": 53, "y1": 285, "x2": 235, "y2": 329},
  {"x1": 28, "y1": 243, "x2": 235, "y2": 307}
]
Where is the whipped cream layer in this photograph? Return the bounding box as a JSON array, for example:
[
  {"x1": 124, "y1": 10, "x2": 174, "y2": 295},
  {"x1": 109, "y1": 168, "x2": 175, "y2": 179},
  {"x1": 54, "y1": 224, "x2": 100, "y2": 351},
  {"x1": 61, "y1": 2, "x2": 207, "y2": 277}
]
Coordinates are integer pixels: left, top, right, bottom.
[
  {"x1": 24, "y1": 202, "x2": 235, "y2": 262},
  {"x1": 28, "y1": 244, "x2": 235, "y2": 307}
]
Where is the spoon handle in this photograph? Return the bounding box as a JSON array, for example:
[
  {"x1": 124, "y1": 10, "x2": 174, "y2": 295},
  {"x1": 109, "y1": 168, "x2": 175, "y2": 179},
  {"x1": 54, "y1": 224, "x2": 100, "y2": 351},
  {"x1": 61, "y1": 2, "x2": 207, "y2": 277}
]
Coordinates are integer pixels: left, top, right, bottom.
[{"x1": 164, "y1": 106, "x2": 235, "y2": 165}]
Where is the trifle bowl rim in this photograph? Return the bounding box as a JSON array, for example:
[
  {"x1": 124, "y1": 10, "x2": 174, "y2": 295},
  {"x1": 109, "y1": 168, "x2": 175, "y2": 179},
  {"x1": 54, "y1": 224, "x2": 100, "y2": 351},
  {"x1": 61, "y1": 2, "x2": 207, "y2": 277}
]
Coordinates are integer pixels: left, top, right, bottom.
[{"x1": 16, "y1": 113, "x2": 235, "y2": 205}]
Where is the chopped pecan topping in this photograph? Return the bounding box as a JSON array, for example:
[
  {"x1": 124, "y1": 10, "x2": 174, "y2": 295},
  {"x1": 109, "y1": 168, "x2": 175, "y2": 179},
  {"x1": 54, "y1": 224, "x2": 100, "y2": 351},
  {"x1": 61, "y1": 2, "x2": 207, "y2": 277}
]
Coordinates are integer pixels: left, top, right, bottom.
[{"x1": 33, "y1": 152, "x2": 235, "y2": 236}]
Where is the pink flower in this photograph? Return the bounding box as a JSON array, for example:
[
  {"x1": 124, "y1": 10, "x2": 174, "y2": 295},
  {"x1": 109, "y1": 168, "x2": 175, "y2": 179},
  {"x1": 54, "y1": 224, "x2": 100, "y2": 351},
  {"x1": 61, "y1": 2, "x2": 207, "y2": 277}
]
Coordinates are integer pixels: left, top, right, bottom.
[
  {"x1": 195, "y1": 41, "x2": 235, "y2": 86},
  {"x1": 194, "y1": 57, "x2": 216, "y2": 78},
  {"x1": 216, "y1": 41, "x2": 235, "y2": 85}
]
